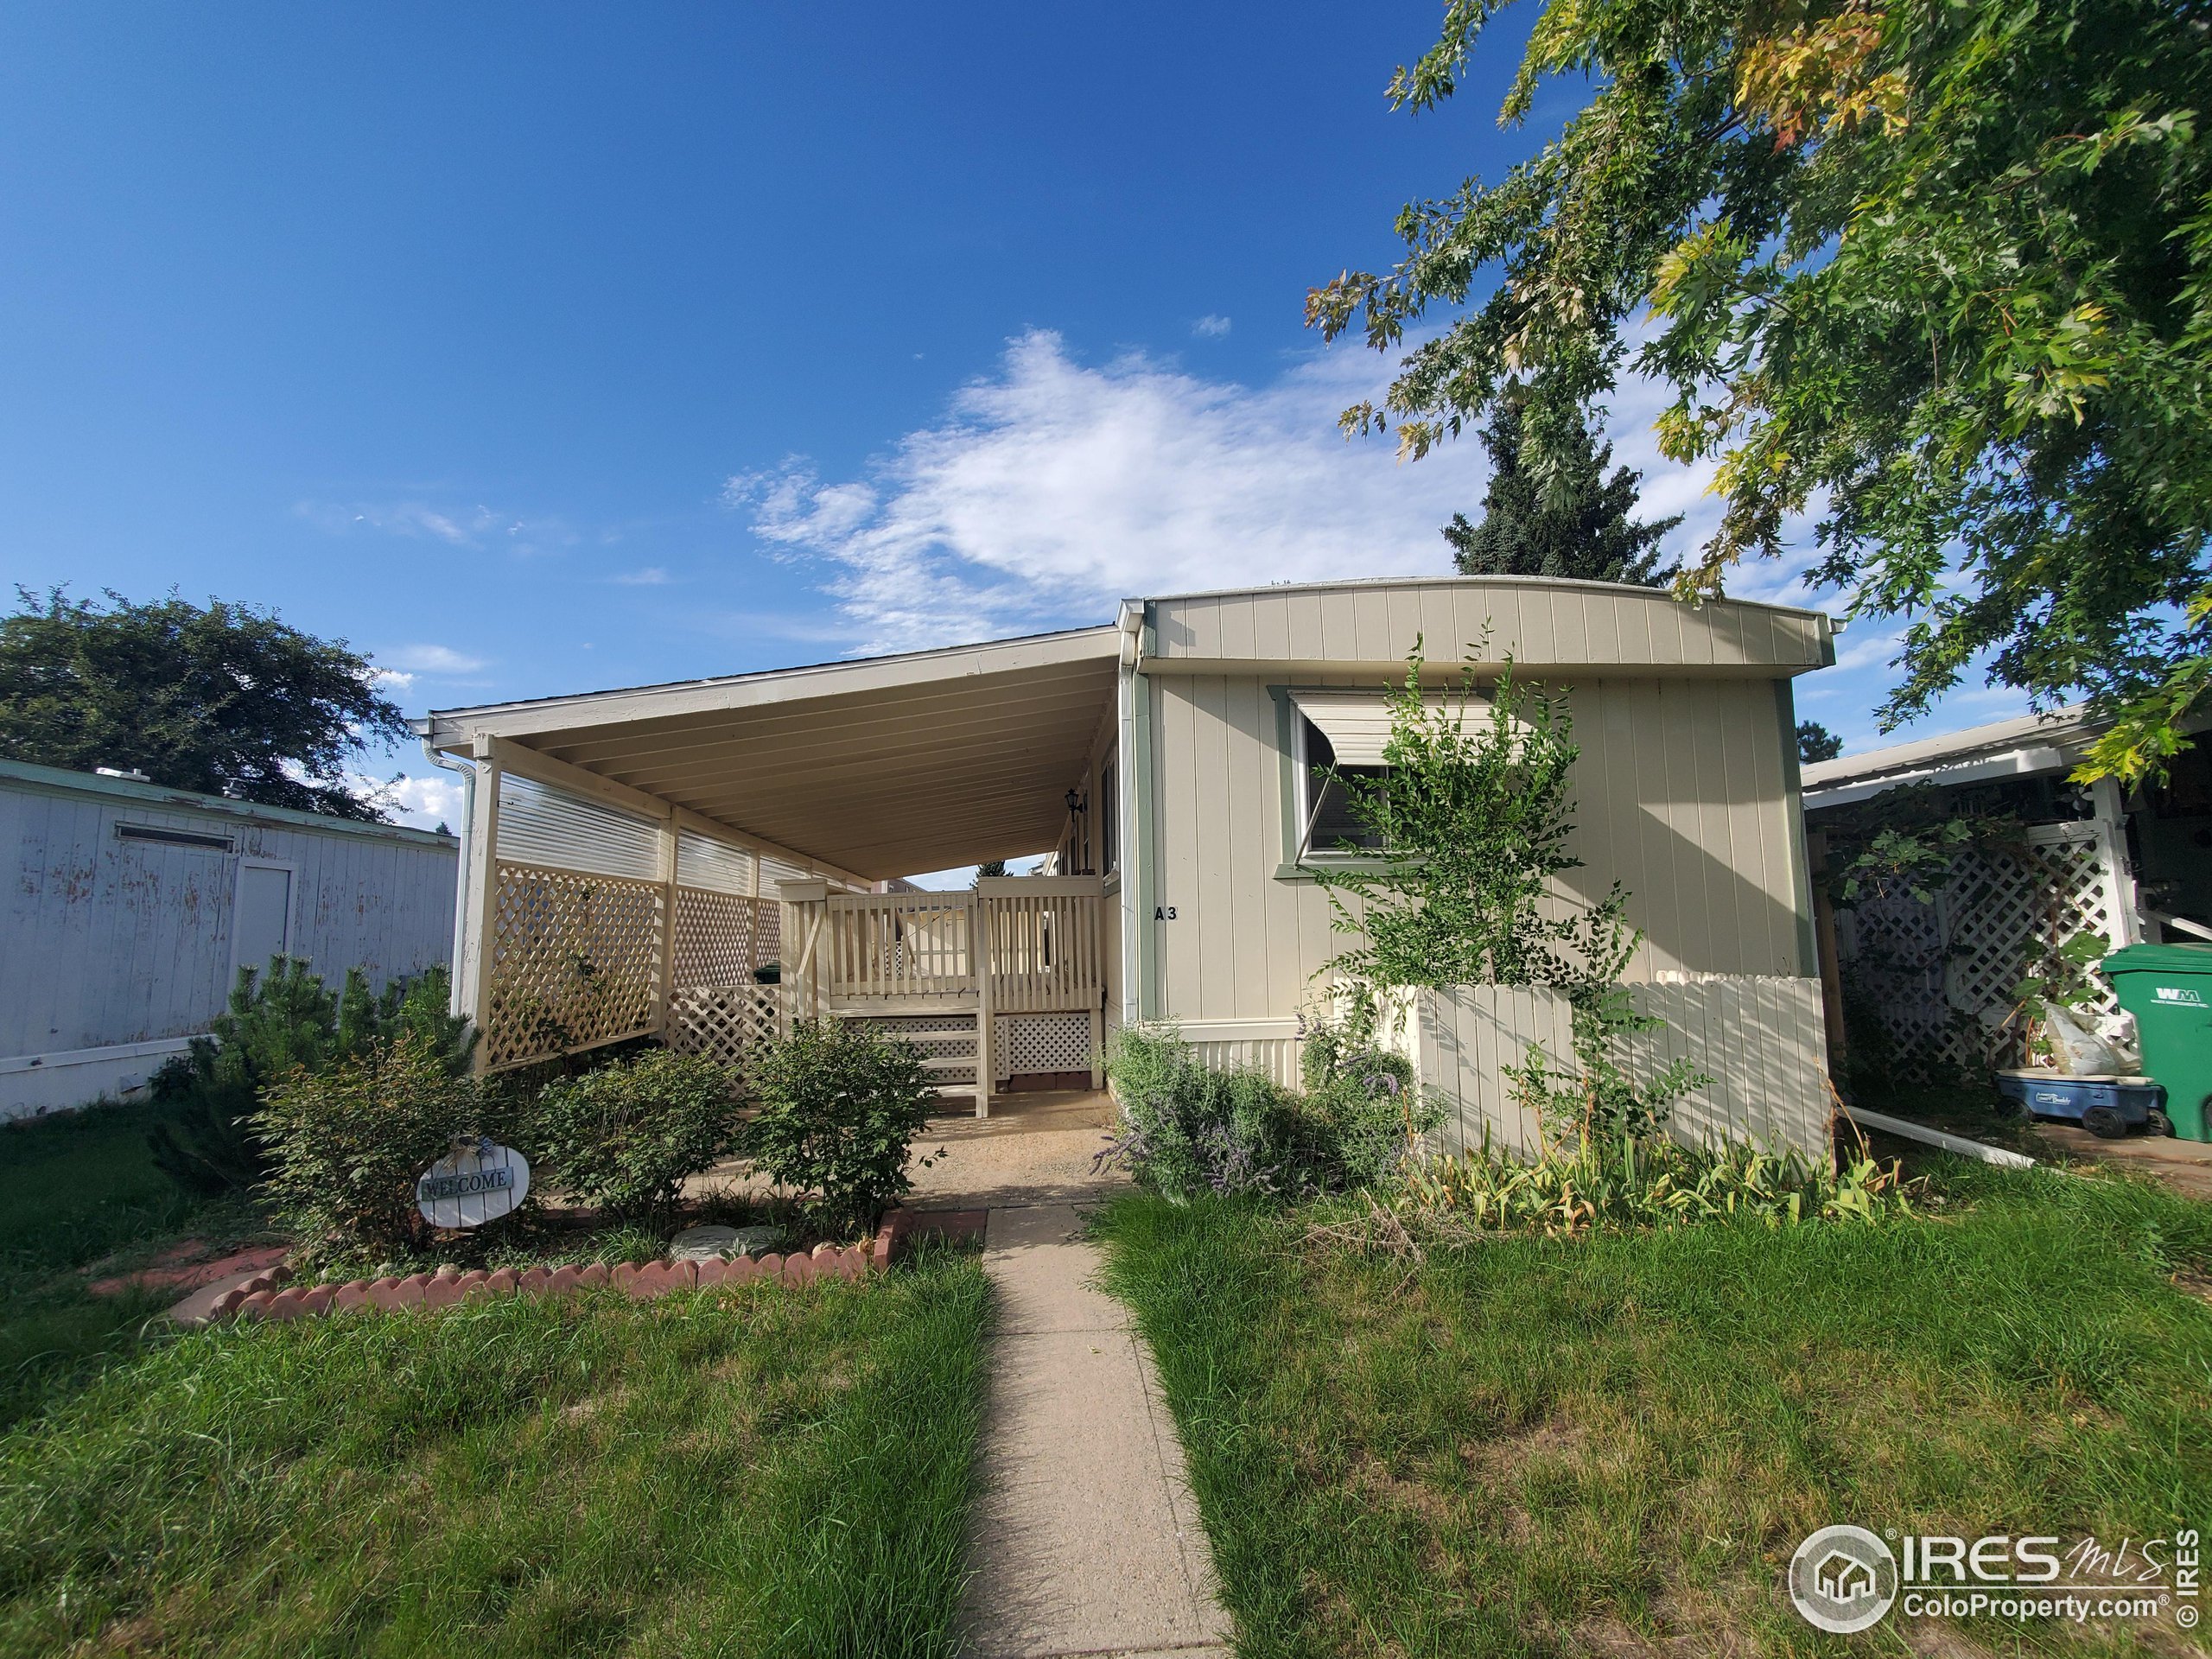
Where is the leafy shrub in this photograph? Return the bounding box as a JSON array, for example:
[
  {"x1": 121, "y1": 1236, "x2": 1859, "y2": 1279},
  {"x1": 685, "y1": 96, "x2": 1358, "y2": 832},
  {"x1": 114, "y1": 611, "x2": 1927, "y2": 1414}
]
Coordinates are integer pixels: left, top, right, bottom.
[
  {"x1": 149, "y1": 959, "x2": 473, "y2": 1195},
  {"x1": 1103, "y1": 1021, "x2": 1441, "y2": 1202},
  {"x1": 1299, "y1": 1001, "x2": 1437, "y2": 1189},
  {"x1": 1100, "y1": 1027, "x2": 1313, "y2": 1201},
  {"x1": 531, "y1": 1048, "x2": 744, "y2": 1222},
  {"x1": 740, "y1": 1019, "x2": 937, "y2": 1233},
  {"x1": 254, "y1": 1033, "x2": 507, "y2": 1258}
]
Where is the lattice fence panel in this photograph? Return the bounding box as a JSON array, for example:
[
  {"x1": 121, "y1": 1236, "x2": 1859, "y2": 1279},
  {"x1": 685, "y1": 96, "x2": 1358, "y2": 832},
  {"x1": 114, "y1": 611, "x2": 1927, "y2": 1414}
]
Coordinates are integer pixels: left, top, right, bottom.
[
  {"x1": 1840, "y1": 822, "x2": 2124, "y2": 1081},
  {"x1": 668, "y1": 983, "x2": 782, "y2": 1068},
  {"x1": 1001, "y1": 1011, "x2": 1094, "y2": 1076},
  {"x1": 1844, "y1": 886, "x2": 1966, "y2": 1078},
  {"x1": 672, "y1": 888, "x2": 778, "y2": 987},
  {"x1": 1949, "y1": 826, "x2": 2123, "y2": 1024},
  {"x1": 485, "y1": 861, "x2": 664, "y2": 1069}
]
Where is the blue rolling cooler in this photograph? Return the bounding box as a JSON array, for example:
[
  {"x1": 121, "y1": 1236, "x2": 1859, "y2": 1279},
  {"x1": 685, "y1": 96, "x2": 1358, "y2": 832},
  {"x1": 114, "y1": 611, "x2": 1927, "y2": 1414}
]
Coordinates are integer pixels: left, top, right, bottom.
[{"x1": 1993, "y1": 1070, "x2": 2165, "y2": 1138}]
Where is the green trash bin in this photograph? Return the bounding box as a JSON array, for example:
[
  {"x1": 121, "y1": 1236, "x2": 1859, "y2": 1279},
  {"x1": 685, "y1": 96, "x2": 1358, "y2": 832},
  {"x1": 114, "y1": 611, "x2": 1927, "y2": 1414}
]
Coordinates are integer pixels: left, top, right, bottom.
[{"x1": 2101, "y1": 942, "x2": 2212, "y2": 1141}]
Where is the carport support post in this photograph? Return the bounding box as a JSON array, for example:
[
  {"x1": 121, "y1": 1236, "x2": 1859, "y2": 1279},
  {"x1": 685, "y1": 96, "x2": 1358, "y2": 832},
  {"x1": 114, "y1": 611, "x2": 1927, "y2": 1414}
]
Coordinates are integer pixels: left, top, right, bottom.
[
  {"x1": 465, "y1": 734, "x2": 504, "y2": 1074},
  {"x1": 657, "y1": 814, "x2": 679, "y2": 1039},
  {"x1": 974, "y1": 899, "x2": 995, "y2": 1118}
]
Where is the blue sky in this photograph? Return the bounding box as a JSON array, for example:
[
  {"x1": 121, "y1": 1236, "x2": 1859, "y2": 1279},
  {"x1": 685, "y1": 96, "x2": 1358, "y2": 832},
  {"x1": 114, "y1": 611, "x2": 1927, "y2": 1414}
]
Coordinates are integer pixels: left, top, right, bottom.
[{"x1": 0, "y1": 3, "x2": 2019, "y2": 842}]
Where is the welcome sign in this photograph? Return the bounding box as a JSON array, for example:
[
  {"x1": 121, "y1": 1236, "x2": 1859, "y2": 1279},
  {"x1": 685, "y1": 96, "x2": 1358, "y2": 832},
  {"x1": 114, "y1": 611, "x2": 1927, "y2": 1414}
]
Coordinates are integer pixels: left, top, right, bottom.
[{"x1": 416, "y1": 1141, "x2": 531, "y2": 1229}]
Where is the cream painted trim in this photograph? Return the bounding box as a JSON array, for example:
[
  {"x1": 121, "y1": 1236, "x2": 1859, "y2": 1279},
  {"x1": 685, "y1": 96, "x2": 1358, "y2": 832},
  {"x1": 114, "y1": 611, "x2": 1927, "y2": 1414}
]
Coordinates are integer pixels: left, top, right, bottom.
[
  {"x1": 976, "y1": 874, "x2": 1103, "y2": 897},
  {"x1": 1141, "y1": 574, "x2": 1830, "y2": 620},
  {"x1": 1168, "y1": 1016, "x2": 1303, "y2": 1043},
  {"x1": 0, "y1": 1035, "x2": 199, "y2": 1076}
]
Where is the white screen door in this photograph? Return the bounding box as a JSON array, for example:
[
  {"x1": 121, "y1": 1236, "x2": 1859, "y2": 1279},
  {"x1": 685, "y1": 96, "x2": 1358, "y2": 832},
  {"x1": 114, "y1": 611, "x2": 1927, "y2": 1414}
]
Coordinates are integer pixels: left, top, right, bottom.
[{"x1": 232, "y1": 862, "x2": 295, "y2": 975}]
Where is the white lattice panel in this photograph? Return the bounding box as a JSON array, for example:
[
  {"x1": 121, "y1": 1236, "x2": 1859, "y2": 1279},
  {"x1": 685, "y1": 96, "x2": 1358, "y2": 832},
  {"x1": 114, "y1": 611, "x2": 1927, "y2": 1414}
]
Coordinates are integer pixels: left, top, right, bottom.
[
  {"x1": 485, "y1": 861, "x2": 663, "y2": 1068},
  {"x1": 672, "y1": 888, "x2": 778, "y2": 987},
  {"x1": 1845, "y1": 884, "x2": 1967, "y2": 1077},
  {"x1": 1001, "y1": 1011, "x2": 1094, "y2": 1076},
  {"x1": 1840, "y1": 820, "x2": 2126, "y2": 1079},
  {"x1": 668, "y1": 983, "x2": 781, "y2": 1067}
]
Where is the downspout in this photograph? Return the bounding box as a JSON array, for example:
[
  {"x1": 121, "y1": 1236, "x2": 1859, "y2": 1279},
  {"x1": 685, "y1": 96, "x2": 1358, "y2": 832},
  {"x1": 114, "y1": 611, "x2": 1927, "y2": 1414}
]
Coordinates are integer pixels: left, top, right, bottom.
[
  {"x1": 420, "y1": 735, "x2": 476, "y2": 1016},
  {"x1": 1116, "y1": 601, "x2": 1146, "y2": 1025}
]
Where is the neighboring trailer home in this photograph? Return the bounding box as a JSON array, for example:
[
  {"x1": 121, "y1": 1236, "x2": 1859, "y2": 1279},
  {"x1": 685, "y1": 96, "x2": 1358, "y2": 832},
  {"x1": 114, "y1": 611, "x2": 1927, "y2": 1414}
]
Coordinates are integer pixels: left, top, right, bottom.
[
  {"x1": 417, "y1": 576, "x2": 1840, "y2": 1159},
  {"x1": 2, "y1": 760, "x2": 458, "y2": 1119},
  {"x1": 1802, "y1": 706, "x2": 2212, "y2": 1081}
]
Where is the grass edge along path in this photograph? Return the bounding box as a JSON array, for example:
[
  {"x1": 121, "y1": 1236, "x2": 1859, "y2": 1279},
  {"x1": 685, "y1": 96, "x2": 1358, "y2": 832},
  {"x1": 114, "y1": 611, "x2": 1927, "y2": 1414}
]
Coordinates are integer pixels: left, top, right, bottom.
[
  {"x1": 1094, "y1": 1166, "x2": 2212, "y2": 1658},
  {"x1": 0, "y1": 1247, "x2": 991, "y2": 1659}
]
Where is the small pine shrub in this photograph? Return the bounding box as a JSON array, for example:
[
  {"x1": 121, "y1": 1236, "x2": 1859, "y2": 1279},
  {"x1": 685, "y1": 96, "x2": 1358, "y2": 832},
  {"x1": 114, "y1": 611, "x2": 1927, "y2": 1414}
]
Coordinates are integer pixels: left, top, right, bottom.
[
  {"x1": 1103, "y1": 1021, "x2": 1441, "y2": 1202},
  {"x1": 149, "y1": 960, "x2": 473, "y2": 1196},
  {"x1": 740, "y1": 1019, "x2": 937, "y2": 1233},
  {"x1": 531, "y1": 1048, "x2": 744, "y2": 1222},
  {"x1": 254, "y1": 1033, "x2": 507, "y2": 1259}
]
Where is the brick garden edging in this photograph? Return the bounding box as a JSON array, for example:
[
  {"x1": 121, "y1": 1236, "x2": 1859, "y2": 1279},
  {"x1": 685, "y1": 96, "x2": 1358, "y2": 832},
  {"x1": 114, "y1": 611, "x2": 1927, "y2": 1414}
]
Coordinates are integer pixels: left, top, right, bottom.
[{"x1": 205, "y1": 1240, "x2": 884, "y2": 1325}]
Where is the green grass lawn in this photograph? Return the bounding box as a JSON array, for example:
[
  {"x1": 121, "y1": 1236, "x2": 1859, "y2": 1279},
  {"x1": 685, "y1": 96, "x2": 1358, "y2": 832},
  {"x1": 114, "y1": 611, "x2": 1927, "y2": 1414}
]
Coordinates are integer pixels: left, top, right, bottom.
[
  {"x1": 0, "y1": 1251, "x2": 991, "y2": 1658},
  {"x1": 1097, "y1": 1165, "x2": 2212, "y2": 1657},
  {"x1": 0, "y1": 1098, "x2": 269, "y2": 1429}
]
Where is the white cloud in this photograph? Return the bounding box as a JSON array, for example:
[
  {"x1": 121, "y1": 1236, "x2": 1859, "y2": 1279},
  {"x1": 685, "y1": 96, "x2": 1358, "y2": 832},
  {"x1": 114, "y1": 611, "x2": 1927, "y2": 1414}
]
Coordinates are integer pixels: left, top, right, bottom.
[
  {"x1": 724, "y1": 323, "x2": 2019, "y2": 753},
  {"x1": 296, "y1": 499, "x2": 577, "y2": 557},
  {"x1": 378, "y1": 643, "x2": 488, "y2": 676},
  {"x1": 611, "y1": 566, "x2": 671, "y2": 586},
  {"x1": 726, "y1": 329, "x2": 1489, "y2": 651},
  {"x1": 371, "y1": 667, "x2": 416, "y2": 693},
  {"x1": 357, "y1": 771, "x2": 467, "y2": 833},
  {"x1": 1192, "y1": 315, "x2": 1232, "y2": 338}
]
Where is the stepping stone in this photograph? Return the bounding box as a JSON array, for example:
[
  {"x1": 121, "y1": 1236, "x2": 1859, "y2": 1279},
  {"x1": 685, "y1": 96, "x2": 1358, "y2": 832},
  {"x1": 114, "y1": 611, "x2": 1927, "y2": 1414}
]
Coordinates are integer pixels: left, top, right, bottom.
[{"x1": 670, "y1": 1224, "x2": 783, "y2": 1261}]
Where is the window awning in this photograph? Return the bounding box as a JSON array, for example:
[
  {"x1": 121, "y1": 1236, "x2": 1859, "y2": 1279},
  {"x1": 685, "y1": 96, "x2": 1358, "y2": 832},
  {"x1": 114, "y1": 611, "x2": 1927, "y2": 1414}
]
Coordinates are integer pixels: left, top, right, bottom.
[{"x1": 1289, "y1": 690, "x2": 1485, "y2": 767}]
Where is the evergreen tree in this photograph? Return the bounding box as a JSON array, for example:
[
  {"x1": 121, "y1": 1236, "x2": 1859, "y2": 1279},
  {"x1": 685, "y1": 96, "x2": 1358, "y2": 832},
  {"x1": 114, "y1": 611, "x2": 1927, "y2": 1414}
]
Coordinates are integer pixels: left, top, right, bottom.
[
  {"x1": 1442, "y1": 399, "x2": 1680, "y2": 587},
  {"x1": 0, "y1": 588, "x2": 409, "y2": 819},
  {"x1": 1797, "y1": 721, "x2": 1845, "y2": 764}
]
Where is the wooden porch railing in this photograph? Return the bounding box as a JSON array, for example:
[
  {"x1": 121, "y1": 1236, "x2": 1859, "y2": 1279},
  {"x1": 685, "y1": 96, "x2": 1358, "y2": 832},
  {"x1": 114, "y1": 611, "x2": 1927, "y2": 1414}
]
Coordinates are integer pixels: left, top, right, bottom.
[{"x1": 777, "y1": 874, "x2": 1105, "y2": 1115}]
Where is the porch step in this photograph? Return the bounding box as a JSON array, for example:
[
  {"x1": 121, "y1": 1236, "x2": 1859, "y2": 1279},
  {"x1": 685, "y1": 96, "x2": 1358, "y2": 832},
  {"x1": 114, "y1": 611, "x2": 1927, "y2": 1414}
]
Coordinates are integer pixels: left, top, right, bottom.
[{"x1": 920, "y1": 1055, "x2": 978, "y2": 1072}]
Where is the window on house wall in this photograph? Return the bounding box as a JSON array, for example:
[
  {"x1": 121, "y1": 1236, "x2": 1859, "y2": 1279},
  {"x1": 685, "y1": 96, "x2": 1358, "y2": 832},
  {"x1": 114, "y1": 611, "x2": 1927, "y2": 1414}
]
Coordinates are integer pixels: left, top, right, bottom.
[
  {"x1": 1295, "y1": 717, "x2": 1388, "y2": 857},
  {"x1": 1099, "y1": 757, "x2": 1118, "y2": 874}
]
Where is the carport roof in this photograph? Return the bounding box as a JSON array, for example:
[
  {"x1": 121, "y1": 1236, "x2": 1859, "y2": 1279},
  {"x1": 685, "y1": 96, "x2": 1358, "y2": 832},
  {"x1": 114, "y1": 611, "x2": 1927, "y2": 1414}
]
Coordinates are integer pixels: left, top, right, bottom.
[{"x1": 418, "y1": 626, "x2": 1122, "y2": 880}]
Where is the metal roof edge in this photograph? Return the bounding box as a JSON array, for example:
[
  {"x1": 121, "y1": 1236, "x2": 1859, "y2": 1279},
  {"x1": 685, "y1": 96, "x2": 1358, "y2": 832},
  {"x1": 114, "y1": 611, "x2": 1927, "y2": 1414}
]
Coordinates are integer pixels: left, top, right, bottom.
[
  {"x1": 1800, "y1": 708, "x2": 2097, "y2": 790},
  {"x1": 422, "y1": 622, "x2": 1123, "y2": 734},
  {"x1": 0, "y1": 759, "x2": 458, "y2": 848},
  {"x1": 1136, "y1": 573, "x2": 1835, "y2": 624}
]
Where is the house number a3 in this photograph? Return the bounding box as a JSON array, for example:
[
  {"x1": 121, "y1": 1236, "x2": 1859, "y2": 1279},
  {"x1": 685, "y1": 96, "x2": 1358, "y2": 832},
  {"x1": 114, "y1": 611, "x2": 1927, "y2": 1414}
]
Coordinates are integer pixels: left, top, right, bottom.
[{"x1": 1154, "y1": 906, "x2": 1178, "y2": 920}]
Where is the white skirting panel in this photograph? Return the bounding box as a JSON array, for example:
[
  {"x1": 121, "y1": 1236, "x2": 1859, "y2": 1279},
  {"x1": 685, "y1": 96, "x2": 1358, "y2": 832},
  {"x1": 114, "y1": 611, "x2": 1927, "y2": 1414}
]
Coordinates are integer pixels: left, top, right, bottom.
[
  {"x1": 1402, "y1": 977, "x2": 1833, "y2": 1163},
  {"x1": 0, "y1": 1036, "x2": 194, "y2": 1122},
  {"x1": 1175, "y1": 1018, "x2": 1304, "y2": 1089}
]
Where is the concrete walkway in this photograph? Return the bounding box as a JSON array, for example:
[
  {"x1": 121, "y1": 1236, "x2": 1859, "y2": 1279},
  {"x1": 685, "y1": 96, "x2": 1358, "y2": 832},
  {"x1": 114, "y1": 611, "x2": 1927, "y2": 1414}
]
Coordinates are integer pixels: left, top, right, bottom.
[
  {"x1": 958, "y1": 1195, "x2": 1232, "y2": 1659},
  {"x1": 700, "y1": 1089, "x2": 1234, "y2": 1654},
  {"x1": 925, "y1": 1092, "x2": 1238, "y2": 1659}
]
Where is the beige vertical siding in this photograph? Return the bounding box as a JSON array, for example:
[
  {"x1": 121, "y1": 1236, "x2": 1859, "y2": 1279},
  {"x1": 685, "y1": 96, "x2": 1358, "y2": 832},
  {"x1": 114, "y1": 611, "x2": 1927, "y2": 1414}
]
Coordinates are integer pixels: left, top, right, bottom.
[
  {"x1": 1142, "y1": 672, "x2": 1812, "y2": 1027},
  {"x1": 1147, "y1": 580, "x2": 1830, "y2": 671}
]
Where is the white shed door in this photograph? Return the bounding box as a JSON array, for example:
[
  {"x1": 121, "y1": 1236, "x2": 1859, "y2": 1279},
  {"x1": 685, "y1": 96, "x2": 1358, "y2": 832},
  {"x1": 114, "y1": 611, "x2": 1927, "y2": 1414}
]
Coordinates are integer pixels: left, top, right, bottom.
[{"x1": 233, "y1": 863, "x2": 294, "y2": 971}]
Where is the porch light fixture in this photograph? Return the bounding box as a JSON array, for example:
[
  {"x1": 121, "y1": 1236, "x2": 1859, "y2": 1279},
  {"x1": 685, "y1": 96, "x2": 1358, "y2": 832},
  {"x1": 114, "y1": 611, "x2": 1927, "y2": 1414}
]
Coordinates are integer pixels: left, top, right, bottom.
[{"x1": 1065, "y1": 787, "x2": 1091, "y2": 875}]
